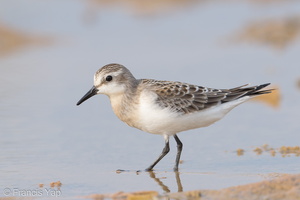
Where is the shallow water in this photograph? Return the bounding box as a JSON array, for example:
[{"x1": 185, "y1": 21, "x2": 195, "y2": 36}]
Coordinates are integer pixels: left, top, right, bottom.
[{"x1": 1, "y1": 0, "x2": 300, "y2": 199}]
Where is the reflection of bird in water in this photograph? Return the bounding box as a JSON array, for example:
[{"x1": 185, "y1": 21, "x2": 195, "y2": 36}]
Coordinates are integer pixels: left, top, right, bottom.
[
  {"x1": 77, "y1": 63, "x2": 273, "y2": 171},
  {"x1": 148, "y1": 171, "x2": 183, "y2": 193}
]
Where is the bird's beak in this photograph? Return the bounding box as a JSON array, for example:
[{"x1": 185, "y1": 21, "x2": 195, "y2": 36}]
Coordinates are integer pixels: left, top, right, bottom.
[{"x1": 76, "y1": 86, "x2": 99, "y2": 106}]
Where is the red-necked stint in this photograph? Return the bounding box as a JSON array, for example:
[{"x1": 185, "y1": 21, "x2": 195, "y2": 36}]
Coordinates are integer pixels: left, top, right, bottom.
[{"x1": 77, "y1": 63, "x2": 272, "y2": 171}]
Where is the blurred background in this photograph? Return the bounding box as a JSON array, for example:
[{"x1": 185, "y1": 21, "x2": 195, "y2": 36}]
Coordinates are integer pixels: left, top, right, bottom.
[{"x1": 0, "y1": 0, "x2": 300, "y2": 198}]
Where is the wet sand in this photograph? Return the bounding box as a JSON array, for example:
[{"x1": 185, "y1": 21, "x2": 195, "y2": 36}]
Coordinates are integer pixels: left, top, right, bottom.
[
  {"x1": 85, "y1": 173, "x2": 300, "y2": 200},
  {"x1": 235, "y1": 144, "x2": 300, "y2": 157}
]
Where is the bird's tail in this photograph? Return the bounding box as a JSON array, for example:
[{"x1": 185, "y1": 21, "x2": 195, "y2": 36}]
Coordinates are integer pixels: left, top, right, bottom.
[{"x1": 229, "y1": 83, "x2": 273, "y2": 98}]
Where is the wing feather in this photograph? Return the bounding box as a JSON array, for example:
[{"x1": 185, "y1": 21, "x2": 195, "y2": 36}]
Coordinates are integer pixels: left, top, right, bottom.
[{"x1": 141, "y1": 80, "x2": 271, "y2": 114}]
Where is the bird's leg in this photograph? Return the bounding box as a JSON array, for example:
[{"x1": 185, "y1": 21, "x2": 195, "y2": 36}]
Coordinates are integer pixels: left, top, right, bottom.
[
  {"x1": 145, "y1": 136, "x2": 170, "y2": 171},
  {"x1": 173, "y1": 134, "x2": 183, "y2": 171}
]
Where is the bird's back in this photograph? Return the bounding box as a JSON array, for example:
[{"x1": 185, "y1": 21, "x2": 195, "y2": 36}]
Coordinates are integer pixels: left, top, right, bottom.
[
  {"x1": 140, "y1": 80, "x2": 271, "y2": 114},
  {"x1": 130, "y1": 80, "x2": 272, "y2": 135}
]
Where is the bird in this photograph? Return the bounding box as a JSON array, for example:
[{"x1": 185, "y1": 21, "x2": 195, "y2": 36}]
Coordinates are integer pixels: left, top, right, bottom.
[{"x1": 76, "y1": 63, "x2": 272, "y2": 171}]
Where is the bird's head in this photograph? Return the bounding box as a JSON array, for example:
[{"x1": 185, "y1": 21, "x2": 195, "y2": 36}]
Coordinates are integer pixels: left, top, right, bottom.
[{"x1": 76, "y1": 63, "x2": 135, "y2": 106}]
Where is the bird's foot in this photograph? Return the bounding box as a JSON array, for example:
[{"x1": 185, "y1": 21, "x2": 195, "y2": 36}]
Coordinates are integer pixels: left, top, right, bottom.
[
  {"x1": 144, "y1": 167, "x2": 154, "y2": 172},
  {"x1": 173, "y1": 166, "x2": 179, "y2": 172},
  {"x1": 116, "y1": 169, "x2": 152, "y2": 174},
  {"x1": 116, "y1": 169, "x2": 131, "y2": 174},
  {"x1": 136, "y1": 168, "x2": 154, "y2": 174}
]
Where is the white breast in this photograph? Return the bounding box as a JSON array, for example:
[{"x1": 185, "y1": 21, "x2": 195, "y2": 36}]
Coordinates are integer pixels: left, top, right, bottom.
[{"x1": 133, "y1": 90, "x2": 177, "y2": 134}]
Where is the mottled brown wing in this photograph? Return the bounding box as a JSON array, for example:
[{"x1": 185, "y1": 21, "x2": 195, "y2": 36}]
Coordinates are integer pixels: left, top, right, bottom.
[
  {"x1": 142, "y1": 80, "x2": 271, "y2": 114},
  {"x1": 141, "y1": 80, "x2": 225, "y2": 114}
]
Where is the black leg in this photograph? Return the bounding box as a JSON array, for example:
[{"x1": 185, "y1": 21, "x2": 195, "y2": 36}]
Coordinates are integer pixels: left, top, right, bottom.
[
  {"x1": 145, "y1": 136, "x2": 170, "y2": 171},
  {"x1": 173, "y1": 134, "x2": 183, "y2": 171}
]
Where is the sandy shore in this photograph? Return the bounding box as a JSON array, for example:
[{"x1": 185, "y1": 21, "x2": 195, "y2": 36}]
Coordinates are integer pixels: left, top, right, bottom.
[{"x1": 86, "y1": 173, "x2": 300, "y2": 200}]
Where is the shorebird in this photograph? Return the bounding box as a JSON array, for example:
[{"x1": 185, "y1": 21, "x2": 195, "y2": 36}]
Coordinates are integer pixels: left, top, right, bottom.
[{"x1": 76, "y1": 63, "x2": 272, "y2": 171}]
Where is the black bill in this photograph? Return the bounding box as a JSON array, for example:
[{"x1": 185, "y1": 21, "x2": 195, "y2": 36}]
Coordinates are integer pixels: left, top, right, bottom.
[{"x1": 76, "y1": 86, "x2": 98, "y2": 106}]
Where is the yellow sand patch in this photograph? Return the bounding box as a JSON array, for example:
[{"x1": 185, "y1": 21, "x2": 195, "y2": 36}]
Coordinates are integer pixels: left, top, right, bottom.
[{"x1": 251, "y1": 86, "x2": 280, "y2": 108}]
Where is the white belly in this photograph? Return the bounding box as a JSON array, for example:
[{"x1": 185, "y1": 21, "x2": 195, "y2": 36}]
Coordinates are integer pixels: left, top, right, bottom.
[{"x1": 134, "y1": 91, "x2": 251, "y2": 135}]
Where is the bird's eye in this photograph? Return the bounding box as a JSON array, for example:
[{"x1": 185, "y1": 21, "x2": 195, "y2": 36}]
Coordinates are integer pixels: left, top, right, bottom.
[{"x1": 106, "y1": 75, "x2": 113, "y2": 82}]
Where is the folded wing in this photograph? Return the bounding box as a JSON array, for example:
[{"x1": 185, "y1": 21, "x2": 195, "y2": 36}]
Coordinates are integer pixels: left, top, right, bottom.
[{"x1": 142, "y1": 80, "x2": 272, "y2": 114}]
